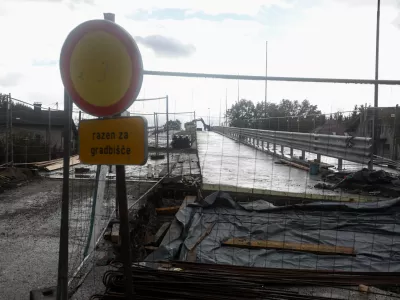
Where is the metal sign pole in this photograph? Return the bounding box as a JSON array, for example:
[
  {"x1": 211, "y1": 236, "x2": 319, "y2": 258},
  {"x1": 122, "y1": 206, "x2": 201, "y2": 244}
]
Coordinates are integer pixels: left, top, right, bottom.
[
  {"x1": 59, "y1": 13, "x2": 145, "y2": 299},
  {"x1": 56, "y1": 89, "x2": 72, "y2": 300},
  {"x1": 103, "y1": 12, "x2": 133, "y2": 298}
]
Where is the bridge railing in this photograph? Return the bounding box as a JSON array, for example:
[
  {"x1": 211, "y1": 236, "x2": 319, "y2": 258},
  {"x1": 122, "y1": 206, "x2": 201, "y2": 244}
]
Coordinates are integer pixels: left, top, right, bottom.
[{"x1": 213, "y1": 126, "x2": 372, "y2": 169}]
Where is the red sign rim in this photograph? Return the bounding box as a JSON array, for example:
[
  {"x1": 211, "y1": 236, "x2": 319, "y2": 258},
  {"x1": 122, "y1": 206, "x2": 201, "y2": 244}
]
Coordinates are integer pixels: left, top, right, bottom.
[{"x1": 60, "y1": 20, "x2": 143, "y2": 117}]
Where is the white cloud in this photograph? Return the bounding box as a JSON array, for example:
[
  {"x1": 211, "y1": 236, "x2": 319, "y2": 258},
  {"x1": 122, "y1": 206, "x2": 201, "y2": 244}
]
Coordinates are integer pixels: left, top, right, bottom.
[
  {"x1": 97, "y1": 0, "x2": 293, "y2": 16},
  {"x1": 0, "y1": 0, "x2": 399, "y2": 123}
]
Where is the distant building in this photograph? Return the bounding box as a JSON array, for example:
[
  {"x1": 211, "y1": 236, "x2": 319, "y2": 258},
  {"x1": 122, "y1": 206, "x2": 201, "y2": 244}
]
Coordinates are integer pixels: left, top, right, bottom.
[{"x1": 0, "y1": 102, "x2": 78, "y2": 154}]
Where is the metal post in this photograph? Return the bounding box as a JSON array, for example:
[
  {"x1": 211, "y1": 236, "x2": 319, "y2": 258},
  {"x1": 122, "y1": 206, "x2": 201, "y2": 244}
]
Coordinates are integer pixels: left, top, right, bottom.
[
  {"x1": 155, "y1": 113, "x2": 159, "y2": 156},
  {"x1": 166, "y1": 96, "x2": 170, "y2": 176},
  {"x1": 338, "y1": 158, "x2": 343, "y2": 170},
  {"x1": 393, "y1": 104, "x2": 398, "y2": 160},
  {"x1": 237, "y1": 76, "x2": 239, "y2": 103},
  {"x1": 5, "y1": 95, "x2": 8, "y2": 165},
  {"x1": 225, "y1": 88, "x2": 228, "y2": 126},
  {"x1": 208, "y1": 108, "x2": 210, "y2": 129},
  {"x1": 371, "y1": 0, "x2": 381, "y2": 169},
  {"x1": 115, "y1": 164, "x2": 133, "y2": 298},
  {"x1": 56, "y1": 89, "x2": 72, "y2": 300},
  {"x1": 25, "y1": 138, "x2": 28, "y2": 168},
  {"x1": 9, "y1": 95, "x2": 13, "y2": 165},
  {"x1": 49, "y1": 107, "x2": 51, "y2": 161},
  {"x1": 103, "y1": 12, "x2": 132, "y2": 298},
  {"x1": 78, "y1": 111, "x2": 82, "y2": 165},
  {"x1": 298, "y1": 117, "x2": 300, "y2": 132},
  {"x1": 219, "y1": 98, "x2": 221, "y2": 126},
  {"x1": 265, "y1": 41, "x2": 268, "y2": 120}
]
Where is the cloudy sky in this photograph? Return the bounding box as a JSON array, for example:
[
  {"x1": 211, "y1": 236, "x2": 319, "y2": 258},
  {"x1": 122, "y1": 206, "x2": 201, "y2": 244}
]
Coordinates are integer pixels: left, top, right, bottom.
[{"x1": 0, "y1": 0, "x2": 400, "y2": 124}]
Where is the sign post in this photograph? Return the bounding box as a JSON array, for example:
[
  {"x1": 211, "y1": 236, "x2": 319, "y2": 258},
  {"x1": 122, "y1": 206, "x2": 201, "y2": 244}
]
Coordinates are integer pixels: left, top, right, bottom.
[{"x1": 58, "y1": 13, "x2": 144, "y2": 299}]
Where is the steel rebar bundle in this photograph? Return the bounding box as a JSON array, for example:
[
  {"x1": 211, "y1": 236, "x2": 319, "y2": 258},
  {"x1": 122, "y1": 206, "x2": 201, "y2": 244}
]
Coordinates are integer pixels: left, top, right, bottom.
[{"x1": 89, "y1": 262, "x2": 400, "y2": 300}]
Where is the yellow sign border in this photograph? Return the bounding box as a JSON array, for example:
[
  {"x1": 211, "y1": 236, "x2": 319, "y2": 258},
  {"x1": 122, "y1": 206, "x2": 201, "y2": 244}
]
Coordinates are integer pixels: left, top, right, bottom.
[{"x1": 78, "y1": 116, "x2": 148, "y2": 165}]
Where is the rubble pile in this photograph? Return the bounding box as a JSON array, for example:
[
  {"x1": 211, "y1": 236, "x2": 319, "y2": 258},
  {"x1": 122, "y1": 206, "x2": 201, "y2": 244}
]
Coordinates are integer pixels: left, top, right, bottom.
[{"x1": 315, "y1": 168, "x2": 400, "y2": 197}]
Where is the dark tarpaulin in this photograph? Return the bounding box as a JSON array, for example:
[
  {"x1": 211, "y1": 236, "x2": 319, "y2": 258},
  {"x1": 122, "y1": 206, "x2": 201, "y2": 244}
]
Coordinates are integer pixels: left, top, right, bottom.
[{"x1": 145, "y1": 191, "x2": 400, "y2": 272}]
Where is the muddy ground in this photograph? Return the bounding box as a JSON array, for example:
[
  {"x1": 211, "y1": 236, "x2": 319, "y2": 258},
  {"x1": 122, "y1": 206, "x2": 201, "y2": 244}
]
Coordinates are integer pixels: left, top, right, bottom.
[
  {"x1": 0, "y1": 177, "x2": 153, "y2": 300},
  {"x1": 0, "y1": 179, "x2": 62, "y2": 300}
]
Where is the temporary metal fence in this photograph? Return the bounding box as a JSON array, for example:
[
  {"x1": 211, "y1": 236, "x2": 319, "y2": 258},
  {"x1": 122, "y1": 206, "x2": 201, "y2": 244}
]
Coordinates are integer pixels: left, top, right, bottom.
[{"x1": 213, "y1": 126, "x2": 372, "y2": 170}]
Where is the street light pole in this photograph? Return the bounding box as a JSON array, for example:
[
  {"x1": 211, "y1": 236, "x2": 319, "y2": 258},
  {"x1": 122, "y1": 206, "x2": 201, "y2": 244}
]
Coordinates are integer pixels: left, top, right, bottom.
[
  {"x1": 208, "y1": 108, "x2": 210, "y2": 130},
  {"x1": 265, "y1": 41, "x2": 268, "y2": 121},
  {"x1": 371, "y1": 0, "x2": 381, "y2": 169}
]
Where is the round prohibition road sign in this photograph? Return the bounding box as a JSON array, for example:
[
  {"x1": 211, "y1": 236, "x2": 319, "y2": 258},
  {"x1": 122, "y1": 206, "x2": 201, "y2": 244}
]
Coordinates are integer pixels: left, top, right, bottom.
[{"x1": 60, "y1": 19, "x2": 143, "y2": 117}]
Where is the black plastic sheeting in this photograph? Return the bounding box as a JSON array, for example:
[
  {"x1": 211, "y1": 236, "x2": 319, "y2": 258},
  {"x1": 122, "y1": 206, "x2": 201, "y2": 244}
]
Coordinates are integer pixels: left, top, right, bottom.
[{"x1": 146, "y1": 192, "x2": 400, "y2": 272}]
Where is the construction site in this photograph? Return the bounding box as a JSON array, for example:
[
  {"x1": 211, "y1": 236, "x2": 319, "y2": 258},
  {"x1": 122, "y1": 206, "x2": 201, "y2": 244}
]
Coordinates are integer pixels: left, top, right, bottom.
[{"x1": 2, "y1": 4, "x2": 400, "y2": 300}]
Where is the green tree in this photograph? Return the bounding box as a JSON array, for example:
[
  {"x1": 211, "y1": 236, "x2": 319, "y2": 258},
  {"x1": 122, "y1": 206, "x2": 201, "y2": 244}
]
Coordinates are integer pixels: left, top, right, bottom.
[
  {"x1": 226, "y1": 99, "x2": 256, "y2": 128},
  {"x1": 227, "y1": 98, "x2": 323, "y2": 132},
  {"x1": 165, "y1": 119, "x2": 181, "y2": 130}
]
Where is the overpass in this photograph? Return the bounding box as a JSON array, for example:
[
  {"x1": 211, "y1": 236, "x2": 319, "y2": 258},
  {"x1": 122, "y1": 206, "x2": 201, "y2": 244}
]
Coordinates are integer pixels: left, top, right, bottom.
[{"x1": 197, "y1": 127, "x2": 390, "y2": 202}]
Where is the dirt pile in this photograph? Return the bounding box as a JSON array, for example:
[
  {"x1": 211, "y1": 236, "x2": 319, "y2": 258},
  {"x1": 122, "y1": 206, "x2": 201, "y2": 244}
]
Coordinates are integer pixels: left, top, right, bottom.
[
  {"x1": 315, "y1": 168, "x2": 400, "y2": 197},
  {"x1": 0, "y1": 167, "x2": 39, "y2": 191}
]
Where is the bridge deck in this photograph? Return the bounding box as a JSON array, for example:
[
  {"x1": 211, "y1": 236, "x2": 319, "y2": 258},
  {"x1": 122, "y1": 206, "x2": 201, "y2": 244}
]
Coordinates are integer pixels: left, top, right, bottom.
[{"x1": 197, "y1": 131, "x2": 379, "y2": 202}]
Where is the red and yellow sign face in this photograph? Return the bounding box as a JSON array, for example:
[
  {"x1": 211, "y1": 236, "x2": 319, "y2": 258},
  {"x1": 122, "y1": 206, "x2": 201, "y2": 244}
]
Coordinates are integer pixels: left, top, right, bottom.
[{"x1": 60, "y1": 20, "x2": 143, "y2": 117}]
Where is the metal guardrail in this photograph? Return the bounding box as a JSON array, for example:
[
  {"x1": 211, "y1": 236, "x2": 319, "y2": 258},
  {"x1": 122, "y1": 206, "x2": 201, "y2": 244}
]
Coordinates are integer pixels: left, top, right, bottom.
[{"x1": 213, "y1": 126, "x2": 372, "y2": 167}]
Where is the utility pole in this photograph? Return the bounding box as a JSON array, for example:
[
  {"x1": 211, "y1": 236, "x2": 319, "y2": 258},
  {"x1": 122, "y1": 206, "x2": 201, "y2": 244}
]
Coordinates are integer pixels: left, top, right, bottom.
[
  {"x1": 219, "y1": 98, "x2": 221, "y2": 126},
  {"x1": 371, "y1": 0, "x2": 381, "y2": 169},
  {"x1": 225, "y1": 88, "x2": 228, "y2": 126},
  {"x1": 208, "y1": 108, "x2": 210, "y2": 129},
  {"x1": 265, "y1": 41, "x2": 268, "y2": 120},
  {"x1": 166, "y1": 95, "x2": 170, "y2": 176},
  {"x1": 237, "y1": 74, "x2": 240, "y2": 103}
]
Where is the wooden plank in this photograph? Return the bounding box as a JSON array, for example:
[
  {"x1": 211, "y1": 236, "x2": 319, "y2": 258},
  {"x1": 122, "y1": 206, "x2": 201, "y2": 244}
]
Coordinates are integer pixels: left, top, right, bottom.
[
  {"x1": 156, "y1": 206, "x2": 181, "y2": 215},
  {"x1": 186, "y1": 222, "x2": 215, "y2": 262},
  {"x1": 280, "y1": 159, "x2": 310, "y2": 171},
  {"x1": 222, "y1": 238, "x2": 355, "y2": 256},
  {"x1": 145, "y1": 246, "x2": 158, "y2": 251},
  {"x1": 111, "y1": 223, "x2": 120, "y2": 244},
  {"x1": 44, "y1": 155, "x2": 80, "y2": 172},
  {"x1": 160, "y1": 196, "x2": 197, "y2": 247}
]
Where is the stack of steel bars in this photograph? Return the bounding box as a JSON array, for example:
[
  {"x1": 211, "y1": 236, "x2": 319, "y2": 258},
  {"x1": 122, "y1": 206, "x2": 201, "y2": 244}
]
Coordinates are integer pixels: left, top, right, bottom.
[{"x1": 89, "y1": 261, "x2": 400, "y2": 300}]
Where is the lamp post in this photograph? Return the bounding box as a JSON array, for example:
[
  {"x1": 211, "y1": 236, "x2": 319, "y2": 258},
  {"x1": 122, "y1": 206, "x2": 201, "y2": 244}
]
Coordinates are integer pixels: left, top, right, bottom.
[{"x1": 208, "y1": 108, "x2": 210, "y2": 130}]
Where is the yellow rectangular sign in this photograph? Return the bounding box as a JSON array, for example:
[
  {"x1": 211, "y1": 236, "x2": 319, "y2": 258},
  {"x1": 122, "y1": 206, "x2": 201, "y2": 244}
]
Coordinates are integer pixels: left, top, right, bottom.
[{"x1": 79, "y1": 117, "x2": 148, "y2": 165}]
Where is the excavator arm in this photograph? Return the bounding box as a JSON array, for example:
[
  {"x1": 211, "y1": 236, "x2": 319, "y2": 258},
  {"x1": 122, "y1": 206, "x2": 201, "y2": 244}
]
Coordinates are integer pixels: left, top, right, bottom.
[{"x1": 193, "y1": 118, "x2": 211, "y2": 131}]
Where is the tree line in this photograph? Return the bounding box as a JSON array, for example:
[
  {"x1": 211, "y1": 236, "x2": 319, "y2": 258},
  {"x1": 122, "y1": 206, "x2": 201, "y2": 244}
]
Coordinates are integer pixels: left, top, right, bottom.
[
  {"x1": 226, "y1": 99, "x2": 325, "y2": 132},
  {"x1": 225, "y1": 99, "x2": 371, "y2": 133}
]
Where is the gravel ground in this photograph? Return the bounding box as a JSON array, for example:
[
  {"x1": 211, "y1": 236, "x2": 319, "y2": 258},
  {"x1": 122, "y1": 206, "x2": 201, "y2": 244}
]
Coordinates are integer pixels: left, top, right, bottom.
[
  {"x1": 0, "y1": 177, "x2": 156, "y2": 300},
  {"x1": 0, "y1": 179, "x2": 62, "y2": 300}
]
